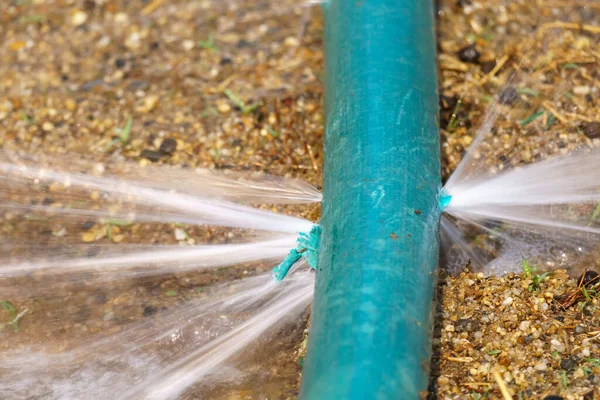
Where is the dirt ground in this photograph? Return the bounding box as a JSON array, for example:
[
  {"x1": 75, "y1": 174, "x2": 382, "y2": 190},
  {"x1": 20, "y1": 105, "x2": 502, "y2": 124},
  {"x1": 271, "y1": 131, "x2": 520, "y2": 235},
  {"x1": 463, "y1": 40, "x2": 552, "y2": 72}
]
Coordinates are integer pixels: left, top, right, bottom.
[{"x1": 0, "y1": 0, "x2": 599, "y2": 399}]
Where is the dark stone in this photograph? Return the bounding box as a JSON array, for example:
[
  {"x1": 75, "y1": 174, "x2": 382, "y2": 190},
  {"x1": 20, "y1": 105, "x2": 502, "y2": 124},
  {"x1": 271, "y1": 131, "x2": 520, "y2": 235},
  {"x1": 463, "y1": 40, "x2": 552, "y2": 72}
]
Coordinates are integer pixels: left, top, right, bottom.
[
  {"x1": 150, "y1": 42, "x2": 160, "y2": 50},
  {"x1": 582, "y1": 122, "x2": 600, "y2": 139},
  {"x1": 560, "y1": 357, "x2": 576, "y2": 371},
  {"x1": 498, "y1": 87, "x2": 520, "y2": 105},
  {"x1": 457, "y1": 44, "x2": 480, "y2": 64},
  {"x1": 219, "y1": 58, "x2": 233, "y2": 66},
  {"x1": 481, "y1": 60, "x2": 496, "y2": 74},
  {"x1": 236, "y1": 39, "x2": 252, "y2": 48},
  {"x1": 61, "y1": 74, "x2": 69, "y2": 81},
  {"x1": 578, "y1": 270, "x2": 599, "y2": 287},
  {"x1": 454, "y1": 318, "x2": 480, "y2": 333},
  {"x1": 140, "y1": 149, "x2": 163, "y2": 162},
  {"x1": 159, "y1": 138, "x2": 177, "y2": 155},
  {"x1": 232, "y1": 139, "x2": 242, "y2": 147},
  {"x1": 143, "y1": 306, "x2": 157, "y2": 317},
  {"x1": 42, "y1": 197, "x2": 54, "y2": 205},
  {"x1": 83, "y1": 0, "x2": 96, "y2": 10},
  {"x1": 555, "y1": 316, "x2": 564, "y2": 322},
  {"x1": 543, "y1": 397, "x2": 564, "y2": 400},
  {"x1": 115, "y1": 58, "x2": 127, "y2": 68},
  {"x1": 524, "y1": 334, "x2": 534, "y2": 344},
  {"x1": 81, "y1": 221, "x2": 95, "y2": 231}
]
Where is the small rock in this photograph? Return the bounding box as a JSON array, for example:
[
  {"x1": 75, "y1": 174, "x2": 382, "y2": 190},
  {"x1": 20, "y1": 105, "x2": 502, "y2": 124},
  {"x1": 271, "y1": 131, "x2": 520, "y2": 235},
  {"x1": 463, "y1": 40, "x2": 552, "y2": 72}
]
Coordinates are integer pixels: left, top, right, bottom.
[
  {"x1": 480, "y1": 60, "x2": 496, "y2": 74},
  {"x1": 455, "y1": 318, "x2": 480, "y2": 333},
  {"x1": 182, "y1": 40, "x2": 195, "y2": 51},
  {"x1": 551, "y1": 339, "x2": 566, "y2": 353},
  {"x1": 575, "y1": 325, "x2": 586, "y2": 334},
  {"x1": 81, "y1": 221, "x2": 95, "y2": 231},
  {"x1": 159, "y1": 138, "x2": 177, "y2": 154},
  {"x1": 138, "y1": 95, "x2": 159, "y2": 113},
  {"x1": 498, "y1": 87, "x2": 520, "y2": 105},
  {"x1": 521, "y1": 149, "x2": 532, "y2": 163},
  {"x1": 578, "y1": 270, "x2": 599, "y2": 287},
  {"x1": 457, "y1": 44, "x2": 480, "y2": 63},
  {"x1": 534, "y1": 361, "x2": 547, "y2": 371},
  {"x1": 65, "y1": 98, "x2": 77, "y2": 111},
  {"x1": 140, "y1": 149, "x2": 163, "y2": 162},
  {"x1": 502, "y1": 297, "x2": 513, "y2": 306},
  {"x1": 543, "y1": 397, "x2": 564, "y2": 400},
  {"x1": 174, "y1": 228, "x2": 187, "y2": 241},
  {"x1": 82, "y1": 231, "x2": 95, "y2": 243},
  {"x1": 143, "y1": 306, "x2": 157, "y2": 317},
  {"x1": 582, "y1": 347, "x2": 591, "y2": 357},
  {"x1": 42, "y1": 122, "x2": 55, "y2": 132},
  {"x1": 445, "y1": 324, "x2": 455, "y2": 332},
  {"x1": 519, "y1": 320, "x2": 531, "y2": 332},
  {"x1": 217, "y1": 102, "x2": 232, "y2": 113},
  {"x1": 115, "y1": 58, "x2": 127, "y2": 69},
  {"x1": 524, "y1": 334, "x2": 534, "y2": 344},
  {"x1": 560, "y1": 357, "x2": 576, "y2": 371},
  {"x1": 284, "y1": 36, "x2": 300, "y2": 47},
  {"x1": 582, "y1": 122, "x2": 600, "y2": 139},
  {"x1": 71, "y1": 10, "x2": 88, "y2": 26}
]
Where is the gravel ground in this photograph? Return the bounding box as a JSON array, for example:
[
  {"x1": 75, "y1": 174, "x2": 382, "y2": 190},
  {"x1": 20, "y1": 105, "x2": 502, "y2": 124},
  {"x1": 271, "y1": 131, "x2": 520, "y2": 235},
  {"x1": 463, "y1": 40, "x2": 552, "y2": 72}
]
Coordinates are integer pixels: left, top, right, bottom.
[{"x1": 0, "y1": 0, "x2": 599, "y2": 399}]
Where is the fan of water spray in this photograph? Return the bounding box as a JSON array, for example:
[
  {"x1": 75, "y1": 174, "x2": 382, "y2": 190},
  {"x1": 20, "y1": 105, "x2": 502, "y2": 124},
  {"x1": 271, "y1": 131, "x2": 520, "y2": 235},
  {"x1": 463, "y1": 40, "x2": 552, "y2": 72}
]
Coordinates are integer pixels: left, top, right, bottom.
[{"x1": 0, "y1": 0, "x2": 599, "y2": 399}]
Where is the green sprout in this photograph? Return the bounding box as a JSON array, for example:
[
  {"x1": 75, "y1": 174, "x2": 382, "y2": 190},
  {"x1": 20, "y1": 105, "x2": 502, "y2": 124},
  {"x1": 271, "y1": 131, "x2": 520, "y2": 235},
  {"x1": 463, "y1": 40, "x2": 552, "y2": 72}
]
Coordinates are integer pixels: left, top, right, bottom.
[
  {"x1": 103, "y1": 117, "x2": 133, "y2": 152},
  {"x1": 224, "y1": 90, "x2": 261, "y2": 114},
  {"x1": 446, "y1": 97, "x2": 463, "y2": 131},
  {"x1": 198, "y1": 33, "x2": 218, "y2": 52},
  {"x1": 1, "y1": 301, "x2": 23, "y2": 333},
  {"x1": 520, "y1": 110, "x2": 544, "y2": 127},
  {"x1": 521, "y1": 257, "x2": 551, "y2": 292}
]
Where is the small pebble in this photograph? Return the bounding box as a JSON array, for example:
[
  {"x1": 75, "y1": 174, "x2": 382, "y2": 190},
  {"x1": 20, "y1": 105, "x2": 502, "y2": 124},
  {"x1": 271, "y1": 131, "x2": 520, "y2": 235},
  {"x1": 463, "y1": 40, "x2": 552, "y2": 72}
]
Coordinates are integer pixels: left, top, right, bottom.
[
  {"x1": 534, "y1": 361, "x2": 547, "y2": 371},
  {"x1": 498, "y1": 87, "x2": 520, "y2": 105},
  {"x1": 174, "y1": 228, "x2": 187, "y2": 241},
  {"x1": 582, "y1": 122, "x2": 600, "y2": 139},
  {"x1": 578, "y1": 270, "x2": 599, "y2": 287},
  {"x1": 140, "y1": 149, "x2": 163, "y2": 162},
  {"x1": 42, "y1": 122, "x2": 55, "y2": 132},
  {"x1": 560, "y1": 358, "x2": 576, "y2": 371},
  {"x1": 71, "y1": 10, "x2": 88, "y2": 26},
  {"x1": 159, "y1": 138, "x2": 177, "y2": 154},
  {"x1": 455, "y1": 318, "x2": 480, "y2": 333},
  {"x1": 457, "y1": 44, "x2": 480, "y2": 63},
  {"x1": 551, "y1": 339, "x2": 566, "y2": 353}
]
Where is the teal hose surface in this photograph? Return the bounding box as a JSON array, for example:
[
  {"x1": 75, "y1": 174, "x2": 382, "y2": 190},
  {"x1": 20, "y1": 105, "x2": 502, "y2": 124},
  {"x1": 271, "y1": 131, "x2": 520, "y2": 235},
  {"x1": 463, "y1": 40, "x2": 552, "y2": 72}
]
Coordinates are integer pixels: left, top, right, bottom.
[{"x1": 300, "y1": 0, "x2": 441, "y2": 398}]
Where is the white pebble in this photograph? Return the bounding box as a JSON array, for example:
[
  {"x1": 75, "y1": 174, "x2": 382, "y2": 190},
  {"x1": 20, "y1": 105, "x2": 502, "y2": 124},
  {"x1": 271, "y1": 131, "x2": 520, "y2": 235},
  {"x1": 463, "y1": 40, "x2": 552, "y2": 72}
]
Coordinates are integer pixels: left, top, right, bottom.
[
  {"x1": 551, "y1": 339, "x2": 566, "y2": 353},
  {"x1": 534, "y1": 361, "x2": 547, "y2": 371},
  {"x1": 582, "y1": 347, "x2": 591, "y2": 357},
  {"x1": 174, "y1": 228, "x2": 187, "y2": 241},
  {"x1": 502, "y1": 297, "x2": 514, "y2": 306},
  {"x1": 519, "y1": 320, "x2": 531, "y2": 332}
]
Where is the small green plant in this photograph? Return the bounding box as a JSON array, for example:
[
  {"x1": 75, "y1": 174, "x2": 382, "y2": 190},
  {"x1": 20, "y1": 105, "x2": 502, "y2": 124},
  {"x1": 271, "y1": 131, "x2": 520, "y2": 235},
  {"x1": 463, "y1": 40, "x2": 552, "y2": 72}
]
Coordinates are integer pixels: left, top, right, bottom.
[
  {"x1": 103, "y1": 116, "x2": 133, "y2": 152},
  {"x1": 446, "y1": 97, "x2": 463, "y2": 131},
  {"x1": 522, "y1": 257, "x2": 534, "y2": 277},
  {"x1": 266, "y1": 126, "x2": 279, "y2": 138},
  {"x1": 521, "y1": 257, "x2": 551, "y2": 292},
  {"x1": 105, "y1": 218, "x2": 133, "y2": 241},
  {"x1": 520, "y1": 110, "x2": 544, "y2": 127},
  {"x1": 224, "y1": 90, "x2": 261, "y2": 114},
  {"x1": 560, "y1": 370, "x2": 568, "y2": 389},
  {"x1": 0, "y1": 301, "x2": 23, "y2": 333},
  {"x1": 197, "y1": 33, "x2": 218, "y2": 52},
  {"x1": 588, "y1": 202, "x2": 600, "y2": 226}
]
